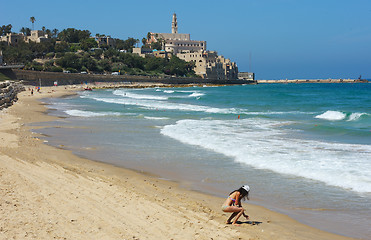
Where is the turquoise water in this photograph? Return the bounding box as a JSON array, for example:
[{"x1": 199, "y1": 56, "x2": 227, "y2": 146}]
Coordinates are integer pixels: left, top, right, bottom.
[{"x1": 39, "y1": 83, "x2": 371, "y2": 238}]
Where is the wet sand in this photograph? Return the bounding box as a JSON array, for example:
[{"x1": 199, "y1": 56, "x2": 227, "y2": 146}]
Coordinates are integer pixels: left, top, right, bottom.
[{"x1": 0, "y1": 85, "x2": 357, "y2": 239}]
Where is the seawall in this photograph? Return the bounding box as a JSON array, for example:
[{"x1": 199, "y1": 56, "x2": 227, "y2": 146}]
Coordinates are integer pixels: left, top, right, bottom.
[{"x1": 12, "y1": 69, "x2": 254, "y2": 86}]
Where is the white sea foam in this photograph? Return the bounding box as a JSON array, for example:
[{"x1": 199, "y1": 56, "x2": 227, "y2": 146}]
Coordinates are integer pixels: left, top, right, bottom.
[
  {"x1": 164, "y1": 90, "x2": 175, "y2": 94},
  {"x1": 189, "y1": 92, "x2": 205, "y2": 98},
  {"x1": 315, "y1": 111, "x2": 346, "y2": 121},
  {"x1": 65, "y1": 109, "x2": 121, "y2": 117},
  {"x1": 113, "y1": 89, "x2": 168, "y2": 100},
  {"x1": 177, "y1": 90, "x2": 198, "y2": 93},
  {"x1": 161, "y1": 118, "x2": 371, "y2": 193},
  {"x1": 89, "y1": 96, "x2": 243, "y2": 114},
  {"x1": 144, "y1": 116, "x2": 170, "y2": 120},
  {"x1": 83, "y1": 94, "x2": 314, "y2": 116},
  {"x1": 348, "y1": 112, "x2": 368, "y2": 121}
]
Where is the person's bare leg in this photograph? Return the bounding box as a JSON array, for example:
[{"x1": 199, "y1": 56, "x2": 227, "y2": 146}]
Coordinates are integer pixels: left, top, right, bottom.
[
  {"x1": 232, "y1": 209, "x2": 244, "y2": 225},
  {"x1": 224, "y1": 206, "x2": 242, "y2": 224},
  {"x1": 226, "y1": 212, "x2": 238, "y2": 224}
]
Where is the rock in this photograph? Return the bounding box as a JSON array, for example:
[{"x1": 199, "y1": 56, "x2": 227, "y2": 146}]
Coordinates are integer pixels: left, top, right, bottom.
[{"x1": 0, "y1": 81, "x2": 25, "y2": 110}]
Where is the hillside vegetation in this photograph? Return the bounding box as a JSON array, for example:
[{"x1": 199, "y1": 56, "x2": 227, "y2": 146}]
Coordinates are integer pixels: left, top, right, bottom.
[{"x1": 0, "y1": 27, "x2": 196, "y2": 77}]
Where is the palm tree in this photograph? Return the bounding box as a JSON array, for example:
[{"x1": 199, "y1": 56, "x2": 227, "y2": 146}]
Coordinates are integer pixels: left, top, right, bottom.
[
  {"x1": 45, "y1": 29, "x2": 51, "y2": 38},
  {"x1": 30, "y1": 16, "x2": 36, "y2": 30},
  {"x1": 3, "y1": 24, "x2": 12, "y2": 34},
  {"x1": 142, "y1": 37, "x2": 147, "y2": 46},
  {"x1": 25, "y1": 28, "x2": 31, "y2": 36},
  {"x1": 20, "y1": 27, "x2": 26, "y2": 35},
  {"x1": 52, "y1": 28, "x2": 59, "y2": 38}
]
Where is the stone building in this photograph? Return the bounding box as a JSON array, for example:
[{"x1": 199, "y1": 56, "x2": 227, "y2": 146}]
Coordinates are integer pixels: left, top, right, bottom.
[
  {"x1": 238, "y1": 72, "x2": 255, "y2": 81},
  {"x1": 147, "y1": 14, "x2": 206, "y2": 54},
  {"x1": 132, "y1": 47, "x2": 154, "y2": 58},
  {"x1": 177, "y1": 51, "x2": 238, "y2": 80},
  {"x1": 0, "y1": 33, "x2": 24, "y2": 45},
  {"x1": 132, "y1": 48, "x2": 169, "y2": 59},
  {"x1": 26, "y1": 30, "x2": 50, "y2": 43},
  {"x1": 144, "y1": 13, "x2": 238, "y2": 79},
  {"x1": 0, "y1": 30, "x2": 50, "y2": 45},
  {"x1": 92, "y1": 36, "x2": 116, "y2": 48}
]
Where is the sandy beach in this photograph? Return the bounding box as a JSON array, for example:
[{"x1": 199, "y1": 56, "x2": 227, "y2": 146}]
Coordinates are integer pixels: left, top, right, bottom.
[{"x1": 0, "y1": 85, "x2": 357, "y2": 240}]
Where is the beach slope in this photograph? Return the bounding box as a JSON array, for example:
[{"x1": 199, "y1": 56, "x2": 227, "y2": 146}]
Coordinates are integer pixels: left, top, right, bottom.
[{"x1": 0, "y1": 86, "x2": 355, "y2": 240}]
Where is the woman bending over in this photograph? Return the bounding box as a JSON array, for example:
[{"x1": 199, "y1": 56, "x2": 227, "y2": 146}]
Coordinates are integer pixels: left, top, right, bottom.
[{"x1": 222, "y1": 185, "x2": 250, "y2": 225}]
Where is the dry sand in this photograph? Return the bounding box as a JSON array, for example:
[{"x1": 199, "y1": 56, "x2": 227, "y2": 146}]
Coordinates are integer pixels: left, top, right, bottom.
[{"x1": 0, "y1": 85, "x2": 357, "y2": 240}]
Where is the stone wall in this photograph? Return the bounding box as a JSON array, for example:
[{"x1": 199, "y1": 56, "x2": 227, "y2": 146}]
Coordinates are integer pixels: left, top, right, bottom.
[
  {"x1": 0, "y1": 68, "x2": 17, "y2": 80},
  {"x1": 13, "y1": 69, "x2": 253, "y2": 86},
  {"x1": 0, "y1": 81, "x2": 25, "y2": 110}
]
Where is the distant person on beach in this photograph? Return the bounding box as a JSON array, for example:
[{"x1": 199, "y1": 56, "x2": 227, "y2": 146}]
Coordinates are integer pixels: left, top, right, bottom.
[{"x1": 222, "y1": 185, "x2": 250, "y2": 225}]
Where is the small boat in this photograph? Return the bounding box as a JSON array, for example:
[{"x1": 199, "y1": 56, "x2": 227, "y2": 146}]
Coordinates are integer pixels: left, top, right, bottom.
[{"x1": 84, "y1": 87, "x2": 92, "y2": 91}]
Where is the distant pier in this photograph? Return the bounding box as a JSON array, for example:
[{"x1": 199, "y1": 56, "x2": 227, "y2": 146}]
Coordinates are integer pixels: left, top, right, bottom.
[{"x1": 257, "y1": 78, "x2": 368, "y2": 84}]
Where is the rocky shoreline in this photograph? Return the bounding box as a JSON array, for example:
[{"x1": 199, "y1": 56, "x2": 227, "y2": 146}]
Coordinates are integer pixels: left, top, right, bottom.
[{"x1": 0, "y1": 81, "x2": 25, "y2": 110}]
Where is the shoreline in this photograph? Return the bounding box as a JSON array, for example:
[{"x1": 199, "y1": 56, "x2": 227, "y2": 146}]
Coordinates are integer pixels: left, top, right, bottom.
[{"x1": 0, "y1": 85, "x2": 357, "y2": 239}]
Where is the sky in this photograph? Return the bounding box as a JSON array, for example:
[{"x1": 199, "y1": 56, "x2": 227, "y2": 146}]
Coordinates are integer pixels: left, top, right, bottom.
[{"x1": 1, "y1": 0, "x2": 371, "y2": 79}]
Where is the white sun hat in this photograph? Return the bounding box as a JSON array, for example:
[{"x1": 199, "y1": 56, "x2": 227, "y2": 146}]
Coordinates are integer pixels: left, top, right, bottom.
[{"x1": 242, "y1": 185, "x2": 250, "y2": 192}]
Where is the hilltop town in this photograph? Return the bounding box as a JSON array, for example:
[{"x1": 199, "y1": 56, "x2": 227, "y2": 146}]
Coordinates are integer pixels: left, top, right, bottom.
[{"x1": 0, "y1": 15, "x2": 254, "y2": 81}]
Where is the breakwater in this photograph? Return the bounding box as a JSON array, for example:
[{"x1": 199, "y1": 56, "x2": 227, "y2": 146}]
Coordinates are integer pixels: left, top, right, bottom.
[
  {"x1": 0, "y1": 81, "x2": 25, "y2": 110},
  {"x1": 12, "y1": 69, "x2": 254, "y2": 86},
  {"x1": 257, "y1": 78, "x2": 368, "y2": 83}
]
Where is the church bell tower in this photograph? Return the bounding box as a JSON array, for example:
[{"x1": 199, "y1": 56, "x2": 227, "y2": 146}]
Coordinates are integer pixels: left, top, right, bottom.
[{"x1": 172, "y1": 13, "x2": 178, "y2": 34}]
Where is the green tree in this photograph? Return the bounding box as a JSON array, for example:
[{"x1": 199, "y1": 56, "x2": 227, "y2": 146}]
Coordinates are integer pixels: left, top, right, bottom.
[
  {"x1": 58, "y1": 28, "x2": 91, "y2": 43},
  {"x1": 24, "y1": 27, "x2": 31, "y2": 36},
  {"x1": 91, "y1": 48, "x2": 103, "y2": 59},
  {"x1": 0, "y1": 24, "x2": 12, "y2": 36},
  {"x1": 141, "y1": 38, "x2": 147, "y2": 46},
  {"x1": 80, "y1": 55, "x2": 97, "y2": 71},
  {"x1": 45, "y1": 29, "x2": 51, "y2": 37},
  {"x1": 28, "y1": 41, "x2": 55, "y2": 58},
  {"x1": 20, "y1": 27, "x2": 27, "y2": 35},
  {"x1": 55, "y1": 52, "x2": 81, "y2": 70},
  {"x1": 52, "y1": 28, "x2": 59, "y2": 38},
  {"x1": 122, "y1": 37, "x2": 138, "y2": 52},
  {"x1": 104, "y1": 48, "x2": 119, "y2": 60},
  {"x1": 80, "y1": 38, "x2": 98, "y2": 51},
  {"x1": 114, "y1": 39, "x2": 125, "y2": 50},
  {"x1": 1, "y1": 41, "x2": 32, "y2": 63},
  {"x1": 54, "y1": 41, "x2": 70, "y2": 52},
  {"x1": 164, "y1": 56, "x2": 192, "y2": 76},
  {"x1": 49, "y1": 66, "x2": 63, "y2": 72},
  {"x1": 27, "y1": 61, "x2": 43, "y2": 71},
  {"x1": 97, "y1": 59, "x2": 111, "y2": 71},
  {"x1": 30, "y1": 16, "x2": 36, "y2": 30},
  {"x1": 95, "y1": 33, "x2": 105, "y2": 37},
  {"x1": 119, "y1": 52, "x2": 144, "y2": 69},
  {"x1": 144, "y1": 57, "x2": 166, "y2": 72},
  {"x1": 151, "y1": 41, "x2": 162, "y2": 50}
]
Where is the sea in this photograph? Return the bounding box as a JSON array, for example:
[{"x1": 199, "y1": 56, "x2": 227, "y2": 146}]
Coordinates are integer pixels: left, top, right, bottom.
[{"x1": 36, "y1": 83, "x2": 371, "y2": 239}]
